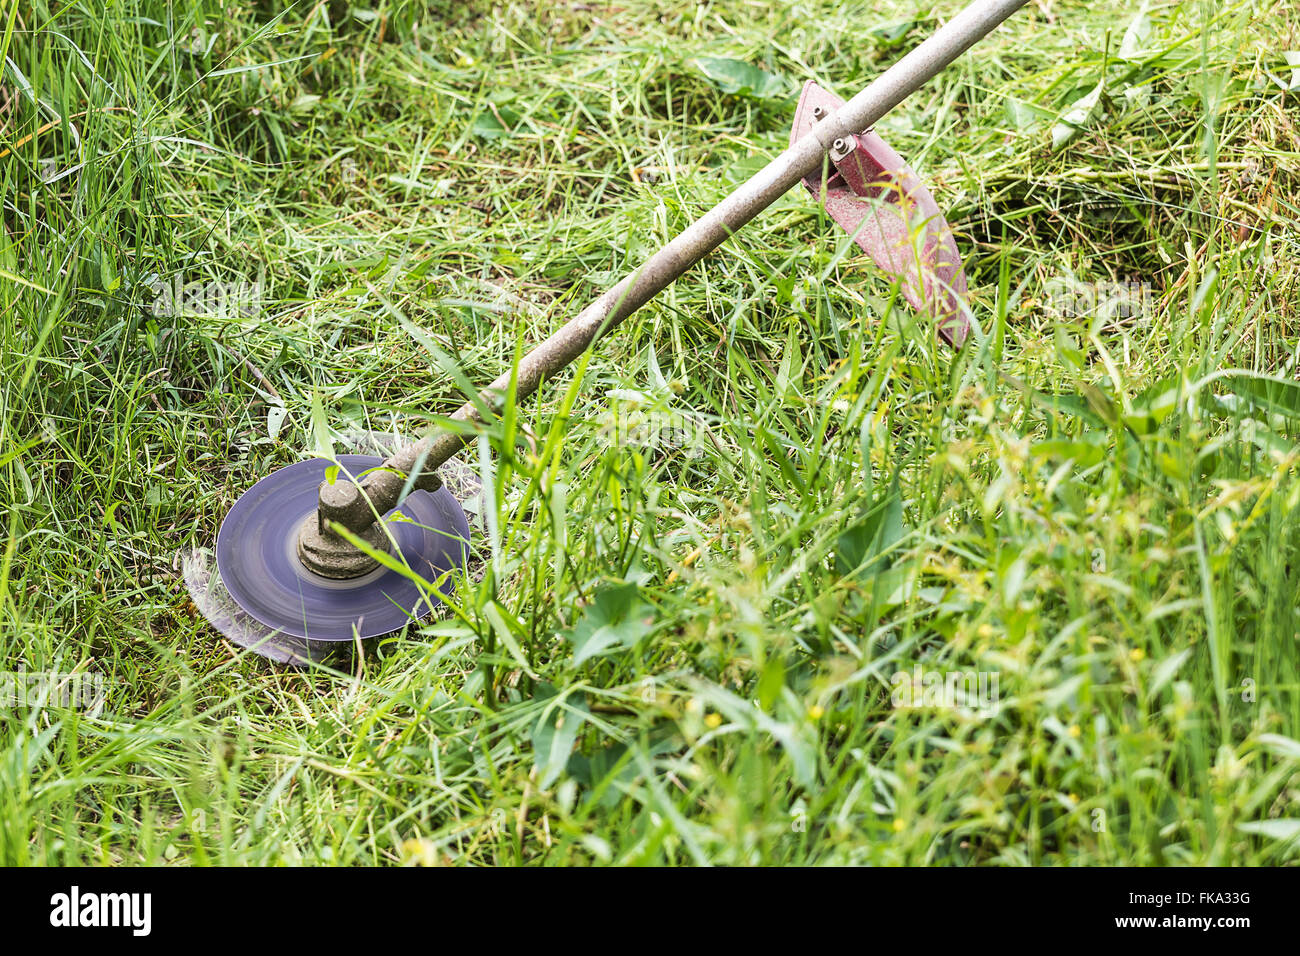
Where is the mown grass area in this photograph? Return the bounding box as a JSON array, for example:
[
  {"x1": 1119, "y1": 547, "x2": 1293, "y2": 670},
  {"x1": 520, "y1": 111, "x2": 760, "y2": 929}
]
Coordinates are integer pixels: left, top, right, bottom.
[{"x1": 3, "y1": 0, "x2": 1299, "y2": 865}]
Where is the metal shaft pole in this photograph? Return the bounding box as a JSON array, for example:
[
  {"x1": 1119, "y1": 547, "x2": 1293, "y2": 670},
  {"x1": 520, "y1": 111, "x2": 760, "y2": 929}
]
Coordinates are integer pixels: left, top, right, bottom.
[{"x1": 333, "y1": 0, "x2": 1029, "y2": 533}]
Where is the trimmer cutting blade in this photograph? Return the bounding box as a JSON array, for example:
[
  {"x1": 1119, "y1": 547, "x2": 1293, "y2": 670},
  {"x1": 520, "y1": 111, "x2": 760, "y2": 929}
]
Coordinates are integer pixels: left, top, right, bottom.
[{"x1": 190, "y1": 455, "x2": 469, "y2": 662}]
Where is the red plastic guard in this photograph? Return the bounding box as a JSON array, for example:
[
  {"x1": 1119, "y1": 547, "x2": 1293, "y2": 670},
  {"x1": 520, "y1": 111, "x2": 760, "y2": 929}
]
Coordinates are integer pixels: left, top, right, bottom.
[{"x1": 791, "y1": 80, "x2": 970, "y2": 346}]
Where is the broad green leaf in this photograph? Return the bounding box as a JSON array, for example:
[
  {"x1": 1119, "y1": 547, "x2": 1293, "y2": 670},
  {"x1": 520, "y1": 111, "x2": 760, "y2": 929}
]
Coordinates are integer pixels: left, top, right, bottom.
[
  {"x1": 1005, "y1": 97, "x2": 1053, "y2": 131},
  {"x1": 869, "y1": 21, "x2": 916, "y2": 48},
  {"x1": 1054, "y1": 325, "x2": 1085, "y2": 370},
  {"x1": 694, "y1": 57, "x2": 786, "y2": 100},
  {"x1": 1052, "y1": 79, "x2": 1105, "y2": 149},
  {"x1": 267, "y1": 402, "x2": 287, "y2": 440},
  {"x1": 1123, "y1": 84, "x2": 1152, "y2": 109},
  {"x1": 1118, "y1": 2, "x2": 1152, "y2": 61},
  {"x1": 471, "y1": 104, "x2": 520, "y2": 139},
  {"x1": 1237, "y1": 819, "x2": 1300, "y2": 842},
  {"x1": 1268, "y1": 52, "x2": 1300, "y2": 91},
  {"x1": 835, "y1": 489, "x2": 905, "y2": 579},
  {"x1": 1079, "y1": 382, "x2": 1120, "y2": 425},
  {"x1": 1032, "y1": 436, "x2": 1105, "y2": 468},
  {"x1": 566, "y1": 729, "x2": 682, "y2": 808},
  {"x1": 756, "y1": 658, "x2": 786, "y2": 711},
  {"x1": 531, "y1": 684, "x2": 590, "y2": 789},
  {"x1": 1156, "y1": 450, "x2": 1188, "y2": 484},
  {"x1": 566, "y1": 581, "x2": 655, "y2": 665},
  {"x1": 1149, "y1": 647, "x2": 1192, "y2": 695},
  {"x1": 1124, "y1": 374, "x2": 1182, "y2": 434}
]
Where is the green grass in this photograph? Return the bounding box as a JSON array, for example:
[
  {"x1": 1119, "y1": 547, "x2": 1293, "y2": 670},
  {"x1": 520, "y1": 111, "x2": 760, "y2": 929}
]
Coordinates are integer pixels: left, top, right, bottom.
[{"x1": 3, "y1": 0, "x2": 1300, "y2": 865}]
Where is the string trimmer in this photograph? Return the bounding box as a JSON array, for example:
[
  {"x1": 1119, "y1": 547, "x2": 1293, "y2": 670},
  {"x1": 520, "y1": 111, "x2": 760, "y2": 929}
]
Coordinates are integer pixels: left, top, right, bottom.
[{"x1": 185, "y1": 0, "x2": 1029, "y2": 662}]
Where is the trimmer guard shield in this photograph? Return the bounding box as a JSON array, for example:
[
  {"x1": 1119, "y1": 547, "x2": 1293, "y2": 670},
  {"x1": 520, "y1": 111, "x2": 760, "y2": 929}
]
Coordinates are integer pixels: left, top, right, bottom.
[{"x1": 791, "y1": 80, "x2": 970, "y2": 346}]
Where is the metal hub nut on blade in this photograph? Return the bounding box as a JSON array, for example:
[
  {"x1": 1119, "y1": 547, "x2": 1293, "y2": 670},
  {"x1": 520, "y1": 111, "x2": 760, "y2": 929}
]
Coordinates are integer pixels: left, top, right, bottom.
[
  {"x1": 295, "y1": 523, "x2": 387, "y2": 578},
  {"x1": 296, "y1": 469, "x2": 442, "y2": 579}
]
